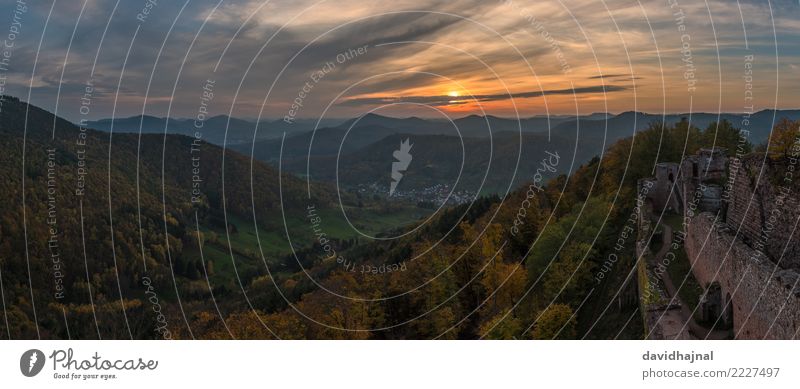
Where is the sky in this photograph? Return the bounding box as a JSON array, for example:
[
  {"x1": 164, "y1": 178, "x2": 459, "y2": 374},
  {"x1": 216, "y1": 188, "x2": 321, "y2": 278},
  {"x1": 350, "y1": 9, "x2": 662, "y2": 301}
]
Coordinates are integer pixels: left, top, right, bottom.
[{"x1": 1, "y1": 0, "x2": 799, "y2": 122}]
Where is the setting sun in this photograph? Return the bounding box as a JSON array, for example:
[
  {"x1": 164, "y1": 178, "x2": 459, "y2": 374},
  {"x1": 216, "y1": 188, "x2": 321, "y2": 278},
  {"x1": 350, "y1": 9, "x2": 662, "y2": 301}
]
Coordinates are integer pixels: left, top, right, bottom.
[{"x1": 448, "y1": 91, "x2": 459, "y2": 97}]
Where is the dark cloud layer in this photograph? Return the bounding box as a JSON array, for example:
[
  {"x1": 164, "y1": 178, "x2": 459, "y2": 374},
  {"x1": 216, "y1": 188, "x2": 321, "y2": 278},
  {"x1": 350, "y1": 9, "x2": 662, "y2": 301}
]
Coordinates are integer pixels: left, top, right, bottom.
[{"x1": 340, "y1": 85, "x2": 628, "y2": 106}]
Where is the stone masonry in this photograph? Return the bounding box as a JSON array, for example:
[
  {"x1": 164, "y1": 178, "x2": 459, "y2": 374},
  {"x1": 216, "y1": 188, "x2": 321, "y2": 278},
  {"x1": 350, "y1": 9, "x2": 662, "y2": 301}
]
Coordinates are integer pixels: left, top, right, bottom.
[{"x1": 639, "y1": 148, "x2": 800, "y2": 339}]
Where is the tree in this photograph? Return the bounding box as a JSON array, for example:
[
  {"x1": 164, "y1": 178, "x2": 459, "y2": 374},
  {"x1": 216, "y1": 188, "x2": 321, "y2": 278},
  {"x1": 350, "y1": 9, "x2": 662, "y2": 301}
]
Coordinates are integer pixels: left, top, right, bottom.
[
  {"x1": 702, "y1": 120, "x2": 750, "y2": 153},
  {"x1": 532, "y1": 304, "x2": 576, "y2": 340},
  {"x1": 526, "y1": 198, "x2": 607, "y2": 284},
  {"x1": 480, "y1": 260, "x2": 526, "y2": 318},
  {"x1": 541, "y1": 242, "x2": 595, "y2": 306},
  {"x1": 768, "y1": 118, "x2": 799, "y2": 160},
  {"x1": 480, "y1": 311, "x2": 523, "y2": 340}
]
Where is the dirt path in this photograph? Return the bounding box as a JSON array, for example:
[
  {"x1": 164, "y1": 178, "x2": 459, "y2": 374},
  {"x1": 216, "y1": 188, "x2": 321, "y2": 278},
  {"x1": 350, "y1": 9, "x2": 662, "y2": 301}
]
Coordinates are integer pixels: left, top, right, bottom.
[{"x1": 654, "y1": 223, "x2": 730, "y2": 340}]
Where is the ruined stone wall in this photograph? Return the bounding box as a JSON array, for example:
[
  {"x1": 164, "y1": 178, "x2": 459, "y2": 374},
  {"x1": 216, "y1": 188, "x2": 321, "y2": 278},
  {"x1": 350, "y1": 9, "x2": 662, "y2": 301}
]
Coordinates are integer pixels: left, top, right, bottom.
[
  {"x1": 724, "y1": 155, "x2": 800, "y2": 269},
  {"x1": 641, "y1": 150, "x2": 800, "y2": 338},
  {"x1": 685, "y1": 213, "x2": 800, "y2": 339},
  {"x1": 643, "y1": 164, "x2": 682, "y2": 214}
]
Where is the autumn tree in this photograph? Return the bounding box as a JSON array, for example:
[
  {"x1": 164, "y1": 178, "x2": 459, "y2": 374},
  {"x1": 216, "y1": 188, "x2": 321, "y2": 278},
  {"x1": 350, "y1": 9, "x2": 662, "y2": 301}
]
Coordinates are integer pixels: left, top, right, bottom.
[
  {"x1": 768, "y1": 118, "x2": 799, "y2": 160},
  {"x1": 480, "y1": 311, "x2": 523, "y2": 340},
  {"x1": 532, "y1": 304, "x2": 576, "y2": 340},
  {"x1": 541, "y1": 242, "x2": 595, "y2": 306}
]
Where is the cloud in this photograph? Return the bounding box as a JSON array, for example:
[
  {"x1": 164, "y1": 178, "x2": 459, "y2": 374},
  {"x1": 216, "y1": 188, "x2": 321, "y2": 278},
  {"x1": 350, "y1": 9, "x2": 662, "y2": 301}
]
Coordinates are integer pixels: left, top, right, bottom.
[
  {"x1": 339, "y1": 85, "x2": 627, "y2": 106},
  {"x1": 2, "y1": 0, "x2": 797, "y2": 120},
  {"x1": 587, "y1": 74, "x2": 631, "y2": 79}
]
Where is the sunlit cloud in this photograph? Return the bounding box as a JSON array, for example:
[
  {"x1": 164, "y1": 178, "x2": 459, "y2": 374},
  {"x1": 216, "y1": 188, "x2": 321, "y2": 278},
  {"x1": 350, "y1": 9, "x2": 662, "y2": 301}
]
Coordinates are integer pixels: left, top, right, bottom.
[
  {"x1": 3, "y1": 0, "x2": 797, "y2": 120},
  {"x1": 340, "y1": 85, "x2": 628, "y2": 107}
]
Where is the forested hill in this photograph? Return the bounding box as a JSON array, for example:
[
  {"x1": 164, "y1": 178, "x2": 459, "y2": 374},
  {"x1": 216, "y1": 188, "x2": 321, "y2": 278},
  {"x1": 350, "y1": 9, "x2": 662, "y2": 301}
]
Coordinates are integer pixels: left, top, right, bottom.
[{"x1": 0, "y1": 96, "x2": 334, "y2": 339}]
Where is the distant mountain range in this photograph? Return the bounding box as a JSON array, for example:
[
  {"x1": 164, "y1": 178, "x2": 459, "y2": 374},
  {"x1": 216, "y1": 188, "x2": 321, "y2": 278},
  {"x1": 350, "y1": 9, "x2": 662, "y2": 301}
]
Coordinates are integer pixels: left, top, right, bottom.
[
  {"x1": 88, "y1": 109, "x2": 800, "y2": 195},
  {"x1": 89, "y1": 109, "x2": 800, "y2": 147},
  {"x1": 546, "y1": 110, "x2": 800, "y2": 145},
  {"x1": 229, "y1": 110, "x2": 799, "y2": 193},
  {"x1": 85, "y1": 115, "x2": 341, "y2": 145}
]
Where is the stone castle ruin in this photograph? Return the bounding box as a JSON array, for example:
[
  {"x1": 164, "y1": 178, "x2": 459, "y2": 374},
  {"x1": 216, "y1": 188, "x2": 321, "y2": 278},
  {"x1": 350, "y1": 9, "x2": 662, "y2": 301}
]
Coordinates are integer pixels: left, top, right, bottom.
[{"x1": 636, "y1": 148, "x2": 800, "y2": 339}]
